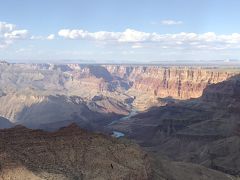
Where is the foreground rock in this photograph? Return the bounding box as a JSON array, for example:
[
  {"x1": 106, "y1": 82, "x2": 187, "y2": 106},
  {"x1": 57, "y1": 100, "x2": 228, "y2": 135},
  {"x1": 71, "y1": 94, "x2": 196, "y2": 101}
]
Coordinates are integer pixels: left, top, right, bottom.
[
  {"x1": 0, "y1": 124, "x2": 235, "y2": 180},
  {"x1": 0, "y1": 124, "x2": 152, "y2": 180},
  {"x1": 152, "y1": 156, "x2": 236, "y2": 180}
]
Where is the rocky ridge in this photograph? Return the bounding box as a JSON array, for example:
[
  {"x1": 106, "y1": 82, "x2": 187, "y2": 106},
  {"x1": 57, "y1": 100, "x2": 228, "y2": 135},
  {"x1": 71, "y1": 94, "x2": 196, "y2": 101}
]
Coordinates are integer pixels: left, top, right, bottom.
[
  {"x1": 0, "y1": 124, "x2": 236, "y2": 180},
  {"x1": 0, "y1": 123, "x2": 152, "y2": 180}
]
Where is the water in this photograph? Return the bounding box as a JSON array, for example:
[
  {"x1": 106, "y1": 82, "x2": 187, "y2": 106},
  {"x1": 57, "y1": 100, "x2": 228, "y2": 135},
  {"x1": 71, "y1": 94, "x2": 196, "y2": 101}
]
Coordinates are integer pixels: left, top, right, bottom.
[
  {"x1": 112, "y1": 131, "x2": 125, "y2": 138},
  {"x1": 109, "y1": 109, "x2": 138, "y2": 125},
  {"x1": 110, "y1": 108, "x2": 138, "y2": 138}
]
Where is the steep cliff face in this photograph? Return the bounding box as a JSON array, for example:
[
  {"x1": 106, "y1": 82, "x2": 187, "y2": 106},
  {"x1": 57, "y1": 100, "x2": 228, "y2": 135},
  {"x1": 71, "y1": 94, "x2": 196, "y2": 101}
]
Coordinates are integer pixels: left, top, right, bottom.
[
  {"x1": 1, "y1": 63, "x2": 238, "y2": 105},
  {"x1": 103, "y1": 65, "x2": 239, "y2": 110},
  {"x1": 132, "y1": 68, "x2": 237, "y2": 99},
  {"x1": 202, "y1": 75, "x2": 240, "y2": 108},
  {"x1": 105, "y1": 65, "x2": 238, "y2": 99}
]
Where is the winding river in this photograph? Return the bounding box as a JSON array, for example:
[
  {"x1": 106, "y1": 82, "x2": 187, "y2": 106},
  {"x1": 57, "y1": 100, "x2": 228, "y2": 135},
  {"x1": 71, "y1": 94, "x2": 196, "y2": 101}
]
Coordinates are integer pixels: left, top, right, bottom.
[{"x1": 110, "y1": 109, "x2": 138, "y2": 138}]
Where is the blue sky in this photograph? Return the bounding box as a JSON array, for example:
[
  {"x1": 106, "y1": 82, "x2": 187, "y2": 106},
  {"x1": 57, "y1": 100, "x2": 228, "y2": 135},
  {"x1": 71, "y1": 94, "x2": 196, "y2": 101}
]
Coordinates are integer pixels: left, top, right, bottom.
[{"x1": 1, "y1": 0, "x2": 240, "y2": 63}]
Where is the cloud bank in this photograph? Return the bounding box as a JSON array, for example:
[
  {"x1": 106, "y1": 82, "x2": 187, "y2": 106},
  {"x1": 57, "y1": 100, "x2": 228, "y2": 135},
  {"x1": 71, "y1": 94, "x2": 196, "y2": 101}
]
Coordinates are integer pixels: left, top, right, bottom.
[
  {"x1": 0, "y1": 21, "x2": 28, "y2": 48},
  {"x1": 1, "y1": 19, "x2": 240, "y2": 61},
  {"x1": 58, "y1": 28, "x2": 240, "y2": 50}
]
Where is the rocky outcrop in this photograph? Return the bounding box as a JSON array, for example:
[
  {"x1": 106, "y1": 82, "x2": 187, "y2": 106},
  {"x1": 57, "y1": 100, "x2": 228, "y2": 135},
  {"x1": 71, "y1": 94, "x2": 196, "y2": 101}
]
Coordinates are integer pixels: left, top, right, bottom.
[
  {"x1": 0, "y1": 124, "x2": 235, "y2": 180},
  {"x1": 0, "y1": 124, "x2": 152, "y2": 180},
  {"x1": 152, "y1": 156, "x2": 237, "y2": 180},
  {"x1": 202, "y1": 75, "x2": 240, "y2": 108}
]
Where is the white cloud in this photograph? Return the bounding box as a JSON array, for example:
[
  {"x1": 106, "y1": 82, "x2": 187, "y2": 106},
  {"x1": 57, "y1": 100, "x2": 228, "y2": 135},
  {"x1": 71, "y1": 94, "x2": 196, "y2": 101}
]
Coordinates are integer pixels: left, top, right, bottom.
[
  {"x1": 58, "y1": 29, "x2": 120, "y2": 40},
  {"x1": 47, "y1": 34, "x2": 55, "y2": 40},
  {"x1": 0, "y1": 21, "x2": 29, "y2": 48},
  {"x1": 0, "y1": 21, "x2": 56, "y2": 49},
  {"x1": 58, "y1": 28, "x2": 151, "y2": 42},
  {"x1": 4, "y1": 29, "x2": 28, "y2": 39},
  {"x1": 0, "y1": 22, "x2": 15, "y2": 32},
  {"x1": 58, "y1": 28, "x2": 240, "y2": 50},
  {"x1": 31, "y1": 34, "x2": 55, "y2": 40},
  {"x1": 118, "y1": 29, "x2": 150, "y2": 42},
  {"x1": 30, "y1": 35, "x2": 44, "y2": 40},
  {"x1": 161, "y1": 20, "x2": 183, "y2": 25}
]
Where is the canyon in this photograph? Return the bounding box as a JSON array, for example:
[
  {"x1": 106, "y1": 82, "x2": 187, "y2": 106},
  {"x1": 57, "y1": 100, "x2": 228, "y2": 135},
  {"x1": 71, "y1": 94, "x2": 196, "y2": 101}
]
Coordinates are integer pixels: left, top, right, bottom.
[
  {"x1": 111, "y1": 74, "x2": 240, "y2": 177},
  {"x1": 0, "y1": 61, "x2": 238, "y2": 126},
  {"x1": 0, "y1": 61, "x2": 240, "y2": 179}
]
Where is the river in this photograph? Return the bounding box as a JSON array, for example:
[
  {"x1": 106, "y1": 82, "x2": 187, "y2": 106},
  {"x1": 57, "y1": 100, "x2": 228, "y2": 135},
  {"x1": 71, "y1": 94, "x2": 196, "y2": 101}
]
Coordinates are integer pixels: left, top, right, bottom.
[{"x1": 110, "y1": 109, "x2": 138, "y2": 138}]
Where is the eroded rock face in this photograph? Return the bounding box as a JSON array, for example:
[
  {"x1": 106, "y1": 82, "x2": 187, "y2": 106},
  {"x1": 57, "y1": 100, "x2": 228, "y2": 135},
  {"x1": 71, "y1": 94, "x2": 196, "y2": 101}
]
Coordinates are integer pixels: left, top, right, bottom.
[
  {"x1": 110, "y1": 74, "x2": 240, "y2": 177},
  {"x1": 1, "y1": 63, "x2": 238, "y2": 102},
  {"x1": 202, "y1": 75, "x2": 240, "y2": 108},
  {"x1": 104, "y1": 65, "x2": 238, "y2": 99},
  {"x1": 0, "y1": 124, "x2": 152, "y2": 180}
]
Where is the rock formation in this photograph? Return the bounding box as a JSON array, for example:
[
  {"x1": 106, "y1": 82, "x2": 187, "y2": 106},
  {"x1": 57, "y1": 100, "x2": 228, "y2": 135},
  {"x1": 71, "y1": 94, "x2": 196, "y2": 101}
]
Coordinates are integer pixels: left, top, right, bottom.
[
  {"x1": 0, "y1": 124, "x2": 235, "y2": 180},
  {"x1": 0, "y1": 124, "x2": 152, "y2": 180},
  {"x1": 110, "y1": 74, "x2": 240, "y2": 176}
]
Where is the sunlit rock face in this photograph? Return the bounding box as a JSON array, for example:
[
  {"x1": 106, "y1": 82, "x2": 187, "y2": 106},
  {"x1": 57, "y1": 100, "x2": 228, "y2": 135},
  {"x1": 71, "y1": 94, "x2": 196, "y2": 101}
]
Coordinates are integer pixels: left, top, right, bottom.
[
  {"x1": 105, "y1": 65, "x2": 237, "y2": 98},
  {"x1": 0, "y1": 63, "x2": 239, "y2": 126},
  {"x1": 104, "y1": 65, "x2": 238, "y2": 110}
]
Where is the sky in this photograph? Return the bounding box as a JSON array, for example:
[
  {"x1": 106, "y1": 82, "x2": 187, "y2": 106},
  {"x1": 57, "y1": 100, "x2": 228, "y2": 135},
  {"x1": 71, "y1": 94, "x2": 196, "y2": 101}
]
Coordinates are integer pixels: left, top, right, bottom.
[{"x1": 1, "y1": 0, "x2": 240, "y2": 63}]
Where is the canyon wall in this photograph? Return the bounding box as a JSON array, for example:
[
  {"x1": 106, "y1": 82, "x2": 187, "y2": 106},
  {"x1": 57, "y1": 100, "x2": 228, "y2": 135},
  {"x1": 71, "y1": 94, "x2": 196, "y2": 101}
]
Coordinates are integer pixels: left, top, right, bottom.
[
  {"x1": 0, "y1": 62, "x2": 239, "y2": 124},
  {"x1": 2, "y1": 62, "x2": 237, "y2": 101},
  {"x1": 104, "y1": 65, "x2": 239, "y2": 99}
]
